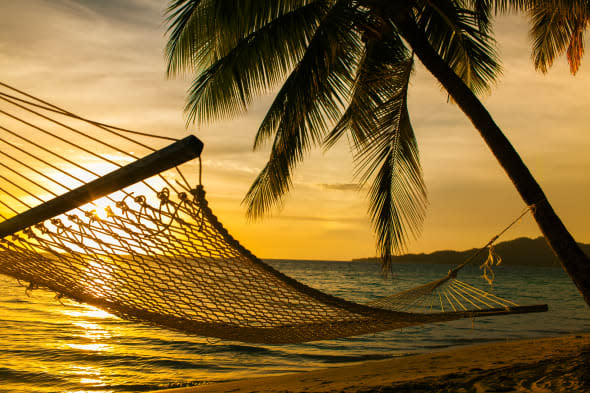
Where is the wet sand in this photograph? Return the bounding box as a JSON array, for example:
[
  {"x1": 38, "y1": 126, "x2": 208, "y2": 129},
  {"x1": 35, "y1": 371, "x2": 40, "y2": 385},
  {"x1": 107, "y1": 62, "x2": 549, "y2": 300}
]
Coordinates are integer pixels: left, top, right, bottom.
[{"x1": 155, "y1": 334, "x2": 590, "y2": 392}]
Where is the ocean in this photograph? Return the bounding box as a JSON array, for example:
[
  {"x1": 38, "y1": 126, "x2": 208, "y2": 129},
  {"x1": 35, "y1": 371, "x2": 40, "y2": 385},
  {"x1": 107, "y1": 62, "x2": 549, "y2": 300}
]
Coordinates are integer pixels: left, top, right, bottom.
[{"x1": 1, "y1": 260, "x2": 588, "y2": 393}]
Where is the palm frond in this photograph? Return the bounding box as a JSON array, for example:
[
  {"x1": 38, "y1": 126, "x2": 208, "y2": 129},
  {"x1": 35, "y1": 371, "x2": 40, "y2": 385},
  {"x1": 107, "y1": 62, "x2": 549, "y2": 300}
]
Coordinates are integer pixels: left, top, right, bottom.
[
  {"x1": 181, "y1": 3, "x2": 326, "y2": 125},
  {"x1": 414, "y1": 0, "x2": 502, "y2": 95},
  {"x1": 349, "y1": 58, "x2": 427, "y2": 271},
  {"x1": 243, "y1": 1, "x2": 364, "y2": 217},
  {"x1": 529, "y1": 3, "x2": 589, "y2": 74},
  {"x1": 529, "y1": 5, "x2": 574, "y2": 73},
  {"x1": 165, "y1": 0, "x2": 207, "y2": 76},
  {"x1": 241, "y1": 146, "x2": 293, "y2": 218},
  {"x1": 207, "y1": 0, "x2": 326, "y2": 58},
  {"x1": 469, "y1": 0, "x2": 493, "y2": 33},
  {"x1": 493, "y1": 0, "x2": 589, "y2": 15},
  {"x1": 324, "y1": 33, "x2": 410, "y2": 149},
  {"x1": 492, "y1": 0, "x2": 529, "y2": 13},
  {"x1": 566, "y1": 18, "x2": 587, "y2": 74},
  {"x1": 165, "y1": 0, "x2": 324, "y2": 76}
]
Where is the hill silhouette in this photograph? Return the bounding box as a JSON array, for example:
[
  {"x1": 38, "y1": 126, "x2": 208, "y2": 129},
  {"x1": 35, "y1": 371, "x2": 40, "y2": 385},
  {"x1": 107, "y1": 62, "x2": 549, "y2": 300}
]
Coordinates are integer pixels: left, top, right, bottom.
[{"x1": 353, "y1": 237, "x2": 590, "y2": 267}]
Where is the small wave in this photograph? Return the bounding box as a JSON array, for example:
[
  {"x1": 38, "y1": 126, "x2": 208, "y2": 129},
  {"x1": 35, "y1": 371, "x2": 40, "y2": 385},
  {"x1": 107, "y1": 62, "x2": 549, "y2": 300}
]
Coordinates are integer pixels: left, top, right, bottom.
[
  {"x1": 0, "y1": 366, "x2": 67, "y2": 384},
  {"x1": 95, "y1": 381, "x2": 208, "y2": 392},
  {"x1": 288, "y1": 352, "x2": 394, "y2": 364},
  {"x1": 222, "y1": 344, "x2": 280, "y2": 355}
]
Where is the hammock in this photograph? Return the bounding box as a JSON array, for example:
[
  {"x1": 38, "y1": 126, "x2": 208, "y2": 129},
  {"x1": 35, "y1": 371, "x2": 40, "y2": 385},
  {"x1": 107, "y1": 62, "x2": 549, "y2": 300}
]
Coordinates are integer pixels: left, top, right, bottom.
[{"x1": 0, "y1": 82, "x2": 547, "y2": 344}]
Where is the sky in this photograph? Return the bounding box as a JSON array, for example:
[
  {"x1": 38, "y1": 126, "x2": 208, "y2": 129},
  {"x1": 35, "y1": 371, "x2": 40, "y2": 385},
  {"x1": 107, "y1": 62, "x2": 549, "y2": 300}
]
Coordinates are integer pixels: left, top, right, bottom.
[{"x1": 0, "y1": 1, "x2": 589, "y2": 260}]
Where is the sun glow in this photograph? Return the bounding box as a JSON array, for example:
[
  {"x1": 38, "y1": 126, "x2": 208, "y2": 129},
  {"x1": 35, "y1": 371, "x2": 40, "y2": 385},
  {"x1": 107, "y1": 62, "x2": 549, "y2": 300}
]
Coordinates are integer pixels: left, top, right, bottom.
[
  {"x1": 60, "y1": 305, "x2": 116, "y2": 320},
  {"x1": 63, "y1": 365, "x2": 108, "y2": 392},
  {"x1": 66, "y1": 343, "x2": 111, "y2": 352},
  {"x1": 61, "y1": 307, "x2": 115, "y2": 353},
  {"x1": 89, "y1": 198, "x2": 112, "y2": 221}
]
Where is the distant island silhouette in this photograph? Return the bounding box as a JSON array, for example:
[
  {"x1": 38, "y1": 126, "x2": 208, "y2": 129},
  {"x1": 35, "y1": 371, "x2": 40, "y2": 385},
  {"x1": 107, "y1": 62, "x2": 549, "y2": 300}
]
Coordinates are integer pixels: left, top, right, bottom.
[{"x1": 353, "y1": 237, "x2": 590, "y2": 267}]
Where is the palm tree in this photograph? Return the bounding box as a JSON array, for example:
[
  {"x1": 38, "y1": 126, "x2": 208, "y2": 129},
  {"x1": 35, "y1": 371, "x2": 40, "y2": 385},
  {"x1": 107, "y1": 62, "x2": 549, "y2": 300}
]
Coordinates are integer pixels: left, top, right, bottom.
[{"x1": 164, "y1": 0, "x2": 590, "y2": 306}]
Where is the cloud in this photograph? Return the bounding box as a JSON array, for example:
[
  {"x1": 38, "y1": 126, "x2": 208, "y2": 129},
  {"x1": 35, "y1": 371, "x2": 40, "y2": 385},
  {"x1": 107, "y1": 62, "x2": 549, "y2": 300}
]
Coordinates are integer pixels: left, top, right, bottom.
[
  {"x1": 202, "y1": 159, "x2": 260, "y2": 176},
  {"x1": 319, "y1": 183, "x2": 360, "y2": 191},
  {"x1": 271, "y1": 214, "x2": 366, "y2": 223}
]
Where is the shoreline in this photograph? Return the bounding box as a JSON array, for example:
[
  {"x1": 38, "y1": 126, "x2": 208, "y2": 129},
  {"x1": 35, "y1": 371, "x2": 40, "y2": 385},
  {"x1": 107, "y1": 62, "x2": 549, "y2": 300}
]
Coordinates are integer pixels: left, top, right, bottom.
[{"x1": 155, "y1": 333, "x2": 590, "y2": 392}]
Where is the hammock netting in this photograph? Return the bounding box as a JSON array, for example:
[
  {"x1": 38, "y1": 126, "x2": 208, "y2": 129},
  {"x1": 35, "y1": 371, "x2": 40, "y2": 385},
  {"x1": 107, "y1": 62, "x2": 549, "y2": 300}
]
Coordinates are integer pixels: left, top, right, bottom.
[{"x1": 0, "y1": 83, "x2": 546, "y2": 344}]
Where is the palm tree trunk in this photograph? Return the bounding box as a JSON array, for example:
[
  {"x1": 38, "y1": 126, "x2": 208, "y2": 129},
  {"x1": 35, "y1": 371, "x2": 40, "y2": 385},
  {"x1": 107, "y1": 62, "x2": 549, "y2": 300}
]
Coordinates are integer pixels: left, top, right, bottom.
[{"x1": 392, "y1": 12, "x2": 590, "y2": 307}]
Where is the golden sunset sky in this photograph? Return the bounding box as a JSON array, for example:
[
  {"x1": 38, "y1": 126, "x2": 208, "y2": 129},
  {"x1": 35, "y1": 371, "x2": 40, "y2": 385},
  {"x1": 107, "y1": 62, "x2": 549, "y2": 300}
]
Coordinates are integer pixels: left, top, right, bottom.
[{"x1": 1, "y1": 1, "x2": 589, "y2": 260}]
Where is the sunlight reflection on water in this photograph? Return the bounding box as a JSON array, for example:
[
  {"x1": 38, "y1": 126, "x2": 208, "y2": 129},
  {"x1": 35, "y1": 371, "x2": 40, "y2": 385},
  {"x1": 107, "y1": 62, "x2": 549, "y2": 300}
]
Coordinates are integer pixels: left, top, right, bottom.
[{"x1": 65, "y1": 343, "x2": 111, "y2": 352}]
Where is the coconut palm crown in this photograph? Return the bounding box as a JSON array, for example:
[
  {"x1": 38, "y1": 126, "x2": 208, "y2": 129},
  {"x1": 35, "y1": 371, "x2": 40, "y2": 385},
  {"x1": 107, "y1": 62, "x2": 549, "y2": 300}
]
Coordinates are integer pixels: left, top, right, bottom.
[
  {"x1": 164, "y1": 0, "x2": 506, "y2": 269},
  {"x1": 165, "y1": 0, "x2": 590, "y2": 307}
]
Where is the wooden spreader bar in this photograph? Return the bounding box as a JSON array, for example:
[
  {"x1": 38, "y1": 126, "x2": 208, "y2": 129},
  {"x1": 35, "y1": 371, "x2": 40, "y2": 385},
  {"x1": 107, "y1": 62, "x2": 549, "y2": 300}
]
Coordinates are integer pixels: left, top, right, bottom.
[{"x1": 0, "y1": 135, "x2": 203, "y2": 239}]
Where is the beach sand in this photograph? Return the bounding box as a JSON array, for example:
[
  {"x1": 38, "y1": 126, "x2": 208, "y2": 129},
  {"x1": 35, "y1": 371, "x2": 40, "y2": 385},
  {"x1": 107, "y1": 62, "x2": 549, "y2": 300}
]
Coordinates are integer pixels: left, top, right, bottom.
[{"x1": 156, "y1": 334, "x2": 590, "y2": 393}]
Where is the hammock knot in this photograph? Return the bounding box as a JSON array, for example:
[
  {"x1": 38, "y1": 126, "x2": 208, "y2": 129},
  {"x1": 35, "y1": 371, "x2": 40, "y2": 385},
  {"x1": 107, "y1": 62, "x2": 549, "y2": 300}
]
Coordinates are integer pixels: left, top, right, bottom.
[
  {"x1": 190, "y1": 185, "x2": 205, "y2": 200},
  {"x1": 134, "y1": 195, "x2": 146, "y2": 206},
  {"x1": 157, "y1": 188, "x2": 170, "y2": 204},
  {"x1": 55, "y1": 293, "x2": 66, "y2": 305},
  {"x1": 115, "y1": 200, "x2": 129, "y2": 212},
  {"x1": 67, "y1": 214, "x2": 82, "y2": 224},
  {"x1": 23, "y1": 227, "x2": 36, "y2": 239},
  {"x1": 88, "y1": 210, "x2": 103, "y2": 223},
  {"x1": 50, "y1": 218, "x2": 70, "y2": 234},
  {"x1": 25, "y1": 281, "x2": 38, "y2": 296},
  {"x1": 34, "y1": 223, "x2": 49, "y2": 234},
  {"x1": 105, "y1": 206, "x2": 115, "y2": 218}
]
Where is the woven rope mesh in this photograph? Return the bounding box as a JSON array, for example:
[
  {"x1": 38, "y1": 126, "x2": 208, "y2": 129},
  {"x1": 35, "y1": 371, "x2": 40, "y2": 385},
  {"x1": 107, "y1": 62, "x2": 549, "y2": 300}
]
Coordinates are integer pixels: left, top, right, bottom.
[{"x1": 0, "y1": 83, "x2": 542, "y2": 344}]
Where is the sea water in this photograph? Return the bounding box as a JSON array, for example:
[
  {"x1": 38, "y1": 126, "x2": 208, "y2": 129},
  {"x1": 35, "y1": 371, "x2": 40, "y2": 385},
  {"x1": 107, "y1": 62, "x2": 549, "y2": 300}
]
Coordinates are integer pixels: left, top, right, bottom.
[{"x1": 0, "y1": 260, "x2": 588, "y2": 393}]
